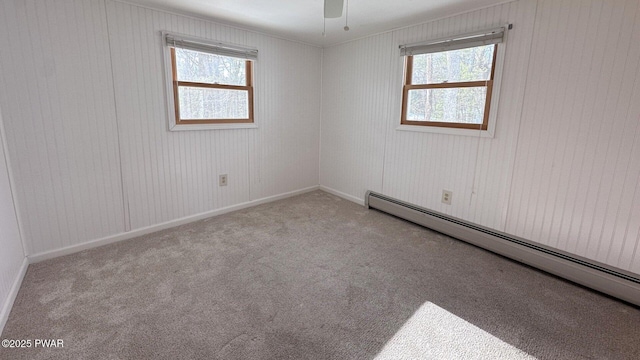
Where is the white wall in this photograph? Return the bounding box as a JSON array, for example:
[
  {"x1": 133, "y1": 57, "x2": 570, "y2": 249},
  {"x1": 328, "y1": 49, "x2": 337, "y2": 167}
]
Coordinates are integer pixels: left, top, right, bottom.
[
  {"x1": 0, "y1": 0, "x2": 321, "y2": 255},
  {"x1": 0, "y1": 0, "x2": 127, "y2": 256},
  {"x1": 322, "y1": 0, "x2": 534, "y2": 225},
  {"x1": 106, "y1": 1, "x2": 321, "y2": 230},
  {"x1": 0, "y1": 105, "x2": 26, "y2": 333},
  {"x1": 0, "y1": 0, "x2": 637, "y2": 277},
  {"x1": 320, "y1": 0, "x2": 640, "y2": 274},
  {"x1": 504, "y1": 0, "x2": 640, "y2": 273}
]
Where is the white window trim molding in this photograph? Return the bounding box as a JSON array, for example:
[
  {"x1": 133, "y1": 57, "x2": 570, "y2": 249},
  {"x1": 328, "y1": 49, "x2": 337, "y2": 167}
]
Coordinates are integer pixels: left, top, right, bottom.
[
  {"x1": 396, "y1": 24, "x2": 510, "y2": 138},
  {"x1": 396, "y1": 124, "x2": 496, "y2": 138},
  {"x1": 161, "y1": 31, "x2": 259, "y2": 131}
]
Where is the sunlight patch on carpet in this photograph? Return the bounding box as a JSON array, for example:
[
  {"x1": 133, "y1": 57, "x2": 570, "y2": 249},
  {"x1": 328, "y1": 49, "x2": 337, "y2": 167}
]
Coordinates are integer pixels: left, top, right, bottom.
[{"x1": 375, "y1": 302, "x2": 537, "y2": 360}]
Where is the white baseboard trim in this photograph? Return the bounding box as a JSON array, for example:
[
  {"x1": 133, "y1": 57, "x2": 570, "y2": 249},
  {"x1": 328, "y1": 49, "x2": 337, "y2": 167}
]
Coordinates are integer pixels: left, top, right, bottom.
[
  {"x1": 319, "y1": 186, "x2": 365, "y2": 206},
  {"x1": 0, "y1": 257, "x2": 28, "y2": 335},
  {"x1": 28, "y1": 186, "x2": 320, "y2": 263}
]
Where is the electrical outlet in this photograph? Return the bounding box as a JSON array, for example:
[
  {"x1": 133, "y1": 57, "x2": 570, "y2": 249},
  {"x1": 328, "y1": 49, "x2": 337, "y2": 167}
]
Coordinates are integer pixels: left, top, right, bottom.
[
  {"x1": 219, "y1": 174, "x2": 228, "y2": 187},
  {"x1": 442, "y1": 190, "x2": 452, "y2": 205}
]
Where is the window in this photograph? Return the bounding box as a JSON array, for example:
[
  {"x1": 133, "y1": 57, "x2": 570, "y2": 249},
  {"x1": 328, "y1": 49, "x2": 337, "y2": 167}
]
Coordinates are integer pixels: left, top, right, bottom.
[
  {"x1": 163, "y1": 32, "x2": 257, "y2": 130},
  {"x1": 400, "y1": 27, "x2": 507, "y2": 132}
]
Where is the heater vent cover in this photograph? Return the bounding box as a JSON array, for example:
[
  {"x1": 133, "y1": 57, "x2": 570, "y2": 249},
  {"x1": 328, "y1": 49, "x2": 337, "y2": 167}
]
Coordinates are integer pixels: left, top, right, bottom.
[{"x1": 365, "y1": 190, "x2": 640, "y2": 306}]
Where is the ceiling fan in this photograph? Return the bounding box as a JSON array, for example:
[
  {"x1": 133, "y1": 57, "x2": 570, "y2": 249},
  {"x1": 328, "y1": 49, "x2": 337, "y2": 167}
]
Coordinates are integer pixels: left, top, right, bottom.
[
  {"x1": 324, "y1": 0, "x2": 344, "y2": 18},
  {"x1": 324, "y1": 0, "x2": 350, "y2": 32}
]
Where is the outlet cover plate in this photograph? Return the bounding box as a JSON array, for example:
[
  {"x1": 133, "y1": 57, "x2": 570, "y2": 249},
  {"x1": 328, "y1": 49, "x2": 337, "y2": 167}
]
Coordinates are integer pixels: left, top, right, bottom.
[{"x1": 442, "y1": 190, "x2": 452, "y2": 205}]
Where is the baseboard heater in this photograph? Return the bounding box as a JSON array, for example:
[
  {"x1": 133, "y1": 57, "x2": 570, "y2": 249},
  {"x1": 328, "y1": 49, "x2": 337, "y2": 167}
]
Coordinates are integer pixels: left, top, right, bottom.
[{"x1": 365, "y1": 191, "x2": 640, "y2": 307}]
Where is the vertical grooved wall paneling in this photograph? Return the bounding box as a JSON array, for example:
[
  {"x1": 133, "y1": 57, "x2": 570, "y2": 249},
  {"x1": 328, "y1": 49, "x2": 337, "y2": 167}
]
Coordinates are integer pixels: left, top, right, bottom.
[
  {"x1": 106, "y1": 1, "x2": 321, "y2": 231},
  {"x1": 248, "y1": 34, "x2": 321, "y2": 201},
  {"x1": 320, "y1": 34, "x2": 393, "y2": 198},
  {"x1": 1, "y1": 0, "x2": 638, "y2": 275},
  {"x1": 320, "y1": 0, "x2": 640, "y2": 274},
  {"x1": 0, "y1": 105, "x2": 25, "y2": 326},
  {"x1": 0, "y1": 0, "x2": 321, "y2": 255},
  {"x1": 506, "y1": 0, "x2": 640, "y2": 273},
  {"x1": 321, "y1": 1, "x2": 535, "y2": 230},
  {"x1": 382, "y1": 1, "x2": 536, "y2": 231},
  {"x1": 0, "y1": 0, "x2": 125, "y2": 254}
]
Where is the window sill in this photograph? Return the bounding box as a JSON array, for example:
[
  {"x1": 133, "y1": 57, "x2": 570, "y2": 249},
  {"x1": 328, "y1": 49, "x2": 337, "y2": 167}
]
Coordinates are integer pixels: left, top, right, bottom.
[
  {"x1": 396, "y1": 124, "x2": 495, "y2": 138},
  {"x1": 169, "y1": 123, "x2": 258, "y2": 131}
]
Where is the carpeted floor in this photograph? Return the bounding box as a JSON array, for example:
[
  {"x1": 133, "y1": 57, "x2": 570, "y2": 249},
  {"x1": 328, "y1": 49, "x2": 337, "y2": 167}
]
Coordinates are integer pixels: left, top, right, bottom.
[{"x1": 1, "y1": 190, "x2": 639, "y2": 359}]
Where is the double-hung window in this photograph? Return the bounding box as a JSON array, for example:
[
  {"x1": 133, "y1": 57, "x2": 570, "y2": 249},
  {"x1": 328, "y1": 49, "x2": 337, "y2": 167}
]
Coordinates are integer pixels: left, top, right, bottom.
[
  {"x1": 400, "y1": 26, "x2": 507, "y2": 132},
  {"x1": 163, "y1": 32, "x2": 257, "y2": 130}
]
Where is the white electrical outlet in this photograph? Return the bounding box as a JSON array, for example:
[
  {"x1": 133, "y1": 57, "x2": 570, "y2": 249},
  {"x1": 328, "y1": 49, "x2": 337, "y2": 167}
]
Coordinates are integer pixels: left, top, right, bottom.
[
  {"x1": 219, "y1": 174, "x2": 228, "y2": 187},
  {"x1": 442, "y1": 190, "x2": 452, "y2": 205}
]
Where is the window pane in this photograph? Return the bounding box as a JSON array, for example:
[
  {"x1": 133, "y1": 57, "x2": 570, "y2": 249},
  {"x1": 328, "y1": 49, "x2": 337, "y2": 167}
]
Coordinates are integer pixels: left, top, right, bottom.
[
  {"x1": 175, "y1": 48, "x2": 246, "y2": 86},
  {"x1": 178, "y1": 86, "x2": 249, "y2": 120},
  {"x1": 411, "y1": 45, "x2": 495, "y2": 84},
  {"x1": 406, "y1": 87, "x2": 487, "y2": 124}
]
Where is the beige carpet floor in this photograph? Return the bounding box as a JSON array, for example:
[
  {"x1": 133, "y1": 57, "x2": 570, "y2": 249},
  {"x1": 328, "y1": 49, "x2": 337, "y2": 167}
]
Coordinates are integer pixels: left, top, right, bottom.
[{"x1": 1, "y1": 190, "x2": 639, "y2": 359}]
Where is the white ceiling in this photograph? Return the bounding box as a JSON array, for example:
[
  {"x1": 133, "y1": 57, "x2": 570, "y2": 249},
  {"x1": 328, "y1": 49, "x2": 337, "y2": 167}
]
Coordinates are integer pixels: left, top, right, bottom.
[{"x1": 123, "y1": 0, "x2": 511, "y2": 46}]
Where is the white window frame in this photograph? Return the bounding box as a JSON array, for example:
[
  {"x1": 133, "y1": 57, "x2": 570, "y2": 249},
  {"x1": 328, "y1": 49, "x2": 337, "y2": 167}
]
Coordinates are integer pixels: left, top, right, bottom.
[
  {"x1": 396, "y1": 25, "x2": 511, "y2": 138},
  {"x1": 161, "y1": 31, "x2": 258, "y2": 131}
]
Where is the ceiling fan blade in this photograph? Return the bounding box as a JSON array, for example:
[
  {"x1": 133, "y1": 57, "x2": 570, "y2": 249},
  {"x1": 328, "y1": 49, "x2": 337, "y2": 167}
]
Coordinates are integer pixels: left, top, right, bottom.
[{"x1": 324, "y1": 0, "x2": 344, "y2": 18}]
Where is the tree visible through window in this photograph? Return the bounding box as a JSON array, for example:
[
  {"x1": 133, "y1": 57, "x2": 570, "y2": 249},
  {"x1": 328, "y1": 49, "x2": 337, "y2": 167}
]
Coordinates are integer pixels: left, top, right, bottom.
[
  {"x1": 171, "y1": 47, "x2": 254, "y2": 124},
  {"x1": 401, "y1": 44, "x2": 497, "y2": 130}
]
